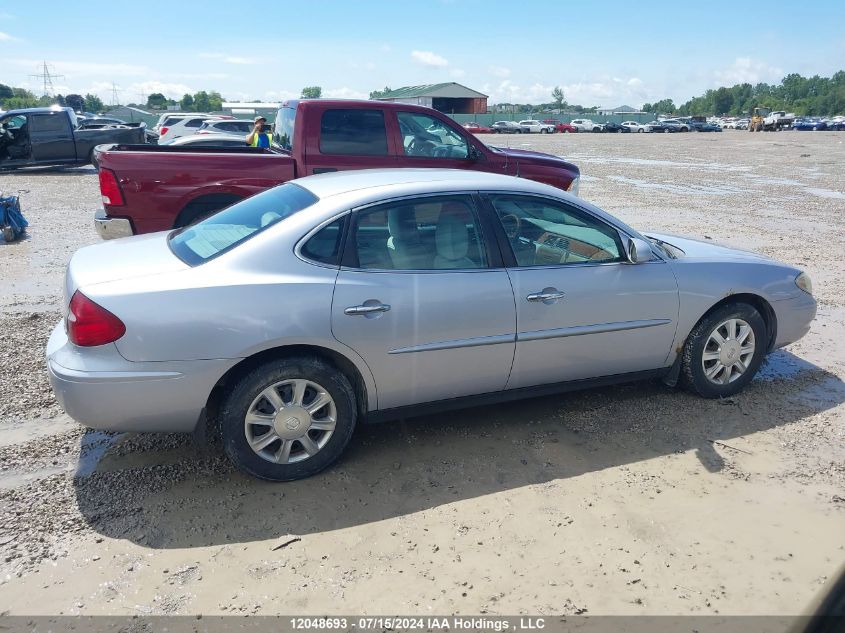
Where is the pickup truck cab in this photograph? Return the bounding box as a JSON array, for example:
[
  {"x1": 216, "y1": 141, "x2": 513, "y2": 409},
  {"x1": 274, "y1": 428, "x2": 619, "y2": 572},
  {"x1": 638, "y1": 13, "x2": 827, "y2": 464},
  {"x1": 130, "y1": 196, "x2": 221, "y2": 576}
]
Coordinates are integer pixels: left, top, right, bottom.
[
  {"x1": 94, "y1": 99, "x2": 581, "y2": 237},
  {"x1": 0, "y1": 107, "x2": 146, "y2": 170}
]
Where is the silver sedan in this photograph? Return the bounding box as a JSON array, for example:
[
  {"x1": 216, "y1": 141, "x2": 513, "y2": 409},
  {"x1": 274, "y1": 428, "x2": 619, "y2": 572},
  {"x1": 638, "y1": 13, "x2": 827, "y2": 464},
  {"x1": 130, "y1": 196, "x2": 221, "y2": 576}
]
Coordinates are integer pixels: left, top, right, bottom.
[{"x1": 47, "y1": 169, "x2": 816, "y2": 481}]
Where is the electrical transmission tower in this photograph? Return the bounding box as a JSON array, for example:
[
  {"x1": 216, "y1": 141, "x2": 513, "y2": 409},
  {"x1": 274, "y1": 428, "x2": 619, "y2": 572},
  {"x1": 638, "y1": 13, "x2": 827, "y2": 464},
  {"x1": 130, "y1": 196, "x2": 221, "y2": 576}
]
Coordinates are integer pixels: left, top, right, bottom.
[
  {"x1": 110, "y1": 82, "x2": 122, "y2": 107},
  {"x1": 29, "y1": 61, "x2": 64, "y2": 97}
]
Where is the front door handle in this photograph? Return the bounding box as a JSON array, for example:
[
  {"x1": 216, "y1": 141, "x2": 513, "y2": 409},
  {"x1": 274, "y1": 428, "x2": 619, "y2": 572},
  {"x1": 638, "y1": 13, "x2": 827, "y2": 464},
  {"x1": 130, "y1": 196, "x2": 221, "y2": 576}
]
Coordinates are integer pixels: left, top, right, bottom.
[
  {"x1": 344, "y1": 303, "x2": 391, "y2": 316},
  {"x1": 526, "y1": 288, "x2": 566, "y2": 304}
]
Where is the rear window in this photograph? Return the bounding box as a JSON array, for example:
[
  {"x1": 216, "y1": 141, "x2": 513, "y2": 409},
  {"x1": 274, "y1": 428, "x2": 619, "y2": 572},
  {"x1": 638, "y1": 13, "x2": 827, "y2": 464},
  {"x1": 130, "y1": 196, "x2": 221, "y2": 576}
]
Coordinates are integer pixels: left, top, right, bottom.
[
  {"x1": 274, "y1": 106, "x2": 296, "y2": 151},
  {"x1": 319, "y1": 109, "x2": 388, "y2": 156},
  {"x1": 169, "y1": 183, "x2": 319, "y2": 265}
]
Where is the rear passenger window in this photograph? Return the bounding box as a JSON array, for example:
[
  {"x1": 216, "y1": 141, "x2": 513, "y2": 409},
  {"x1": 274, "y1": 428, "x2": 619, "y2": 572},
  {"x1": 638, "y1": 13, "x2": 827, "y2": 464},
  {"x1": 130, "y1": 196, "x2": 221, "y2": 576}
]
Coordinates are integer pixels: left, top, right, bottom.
[
  {"x1": 319, "y1": 109, "x2": 388, "y2": 156},
  {"x1": 31, "y1": 114, "x2": 69, "y2": 133},
  {"x1": 185, "y1": 119, "x2": 204, "y2": 128},
  {"x1": 301, "y1": 216, "x2": 348, "y2": 266},
  {"x1": 350, "y1": 196, "x2": 487, "y2": 270}
]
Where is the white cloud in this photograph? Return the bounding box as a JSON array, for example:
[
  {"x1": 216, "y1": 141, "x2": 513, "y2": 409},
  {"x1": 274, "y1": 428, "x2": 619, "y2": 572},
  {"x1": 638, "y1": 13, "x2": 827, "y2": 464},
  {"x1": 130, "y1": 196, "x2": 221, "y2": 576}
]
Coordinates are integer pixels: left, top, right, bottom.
[
  {"x1": 127, "y1": 81, "x2": 195, "y2": 100},
  {"x1": 0, "y1": 31, "x2": 17, "y2": 41},
  {"x1": 198, "y1": 53, "x2": 257, "y2": 65},
  {"x1": 450, "y1": 68, "x2": 465, "y2": 79},
  {"x1": 489, "y1": 65, "x2": 511, "y2": 78},
  {"x1": 323, "y1": 87, "x2": 369, "y2": 99},
  {"x1": 714, "y1": 57, "x2": 783, "y2": 85},
  {"x1": 7, "y1": 58, "x2": 151, "y2": 77},
  {"x1": 411, "y1": 50, "x2": 449, "y2": 67}
]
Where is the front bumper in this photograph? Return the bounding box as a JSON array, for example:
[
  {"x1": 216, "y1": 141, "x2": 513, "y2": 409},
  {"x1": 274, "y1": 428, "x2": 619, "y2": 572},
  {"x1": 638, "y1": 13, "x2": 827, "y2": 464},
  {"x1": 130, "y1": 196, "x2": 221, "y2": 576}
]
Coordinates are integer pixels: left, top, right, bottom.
[
  {"x1": 94, "y1": 209, "x2": 133, "y2": 240},
  {"x1": 47, "y1": 322, "x2": 238, "y2": 433},
  {"x1": 772, "y1": 293, "x2": 817, "y2": 349}
]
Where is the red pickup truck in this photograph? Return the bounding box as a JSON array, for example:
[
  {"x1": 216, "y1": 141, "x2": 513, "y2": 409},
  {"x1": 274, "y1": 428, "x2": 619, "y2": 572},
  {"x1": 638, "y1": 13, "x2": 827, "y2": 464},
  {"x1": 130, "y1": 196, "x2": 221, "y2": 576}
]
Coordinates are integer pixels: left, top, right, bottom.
[{"x1": 94, "y1": 99, "x2": 580, "y2": 237}]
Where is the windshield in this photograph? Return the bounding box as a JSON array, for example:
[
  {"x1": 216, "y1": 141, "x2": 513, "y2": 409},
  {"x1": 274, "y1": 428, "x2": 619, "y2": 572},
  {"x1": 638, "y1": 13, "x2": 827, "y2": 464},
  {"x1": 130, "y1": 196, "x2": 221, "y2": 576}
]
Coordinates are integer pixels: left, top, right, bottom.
[{"x1": 168, "y1": 183, "x2": 319, "y2": 265}]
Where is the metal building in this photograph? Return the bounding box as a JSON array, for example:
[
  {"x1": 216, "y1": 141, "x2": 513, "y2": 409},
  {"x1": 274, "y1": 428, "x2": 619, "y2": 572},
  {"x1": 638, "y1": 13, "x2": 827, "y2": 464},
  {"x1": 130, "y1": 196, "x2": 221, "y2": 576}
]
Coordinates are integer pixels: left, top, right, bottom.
[{"x1": 373, "y1": 83, "x2": 488, "y2": 114}]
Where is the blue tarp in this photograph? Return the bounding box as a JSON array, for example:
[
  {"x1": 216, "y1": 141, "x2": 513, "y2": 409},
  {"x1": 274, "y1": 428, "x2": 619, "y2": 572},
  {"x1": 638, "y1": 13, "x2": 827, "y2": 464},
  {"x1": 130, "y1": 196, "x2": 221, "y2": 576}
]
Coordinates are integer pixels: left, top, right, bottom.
[{"x1": 0, "y1": 195, "x2": 27, "y2": 241}]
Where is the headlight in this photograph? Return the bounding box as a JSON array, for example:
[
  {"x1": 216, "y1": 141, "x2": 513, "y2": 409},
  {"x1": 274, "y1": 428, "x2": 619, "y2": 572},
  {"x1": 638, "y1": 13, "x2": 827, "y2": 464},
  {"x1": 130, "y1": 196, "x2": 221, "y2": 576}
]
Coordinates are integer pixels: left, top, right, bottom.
[
  {"x1": 795, "y1": 272, "x2": 813, "y2": 295},
  {"x1": 567, "y1": 175, "x2": 580, "y2": 197}
]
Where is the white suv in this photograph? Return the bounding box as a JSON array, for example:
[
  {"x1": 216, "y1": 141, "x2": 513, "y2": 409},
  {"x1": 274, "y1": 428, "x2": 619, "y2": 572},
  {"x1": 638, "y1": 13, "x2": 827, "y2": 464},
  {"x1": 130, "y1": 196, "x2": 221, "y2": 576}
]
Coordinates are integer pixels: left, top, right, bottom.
[
  {"x1": 570, "y1": 118, "x2": 602, "y2": 132},
  {"x1": 518, "y1": 120, "x2": 556, "y2": 134},
  {"x1": 158, "y1": 115, "x2": 227, "y2": 143},
  {"x1": 153, "y1": 112, "x2": 214, "y2": 135}
]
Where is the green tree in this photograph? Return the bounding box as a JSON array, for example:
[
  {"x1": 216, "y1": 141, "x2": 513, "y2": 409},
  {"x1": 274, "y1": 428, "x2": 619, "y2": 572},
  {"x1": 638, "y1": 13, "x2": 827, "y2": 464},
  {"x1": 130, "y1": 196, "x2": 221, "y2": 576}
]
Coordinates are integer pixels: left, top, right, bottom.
[
  {"x1": 301, "y1": 86, "x2": 322, "y2": 99},
  {"x1": 84, "y1": 94, "x2": 105, "y2": 113},
  {"x1": 180, "y1": 93, "x2": 194, "y2": 110},
  {"x1": 0, "y1": 83, "x2": 13, "y2": 103},
  {"x1": 641, "y1": 102, "x2": 653, "y2": 112},
  {"x1": 652, "y1": 98, "x2": 676, "y2": 114},
  {"x1": 369, "y1": 86, "x2": 392, "y2": 99},
  {"x1": 65, "y1": 94, "x2": 85, "y2": 112},
  {"x1": 3, "y1": 96, "x2": 39, "y2": 109},
  {"x1": 551, "y1": 86, "x2": 565, "y2": 110},
  {"x1": 208, "y1": 91, "x2": 224, "y2": 111},
  {"x1": 193, "y1": 90, "x2": 211, "y2": 112},
  {"x1": 713, "y1": 87, "x2": 733, "y2": 115},
  {"x1": 147, "y1": 93, "x2": 168, "y2": 109}
]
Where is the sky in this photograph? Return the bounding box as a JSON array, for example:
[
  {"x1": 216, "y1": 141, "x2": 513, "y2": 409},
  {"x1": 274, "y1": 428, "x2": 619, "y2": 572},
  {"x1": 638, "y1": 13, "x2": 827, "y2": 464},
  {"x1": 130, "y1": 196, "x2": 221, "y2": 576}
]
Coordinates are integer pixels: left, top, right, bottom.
[{"x1": 2, "y1": 0, "x2": 845, "y2": 109}]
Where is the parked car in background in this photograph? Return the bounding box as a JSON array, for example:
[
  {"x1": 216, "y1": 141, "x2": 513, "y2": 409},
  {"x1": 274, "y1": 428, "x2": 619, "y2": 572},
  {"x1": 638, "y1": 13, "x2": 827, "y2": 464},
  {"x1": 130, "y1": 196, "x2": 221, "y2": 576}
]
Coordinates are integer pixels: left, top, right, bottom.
[
  {"x1": 825, "y1": 120, "x2": 845, "y2": 131},
  {"x1": 792, "y1": 118, "x2": 826, "y2": 131},
  {"x1": 93, "y1": 99, "x2": 581, "y2": 237},
  {"x1": 601, "y1": 121, "x2": 630, "y2": 133},
  {"x1": 160, "y1": 133, "x2": 249, "y2": 147},
  {"x1": 660, "y1": 119, "x2": 689, "y2": 132},
  {"x1": 50, "y1": 168, "x2": 817, "y2": 481},
  {"x1": 542, "y1": 119, "x2": 577, "y2": 133},
  {"x1": 158, "y1": 115, "x2": 227, "y2": 143},
  {"x1": 490, "y1": 120, "x2": 523, "y2": 134},
  {"x1": 152, "y1": 112, "x2": 214, "y2": 135},
  {"x1": 463, "y1": 122, "x2": 493, "y2": 134},
  {"x1": 518, "y1": 120, "x2": 556, "y2": 134},
  {"x1": 644, "y1": 121, "x2": 669, "y2": 133},
  {"x1": 735, "y1": 119, "x2": 749, "y2": 130},
  {"x1": 699, "y1": 122, "x2": 723, "y2": 132},
  {"x1": 570, "y1": 118, "x2": 602, "y2": 132},
  {"x1": 621, "y1": 121, "x2": 648, "y2": 133},
  {"x1": 0, "y1": 107, "x2": 146, "y2": 170},
  {"x1": 196, "y1": 119, "x2": 254, "y2": 135}
]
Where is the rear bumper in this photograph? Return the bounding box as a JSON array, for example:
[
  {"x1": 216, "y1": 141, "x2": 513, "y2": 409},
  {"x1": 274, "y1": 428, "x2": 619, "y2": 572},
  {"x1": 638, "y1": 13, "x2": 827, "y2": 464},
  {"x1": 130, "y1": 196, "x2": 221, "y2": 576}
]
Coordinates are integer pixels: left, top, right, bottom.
[
  {"x1": 47, "y1": 322, "x2": 238, "y2": 433},
  {"x1": 772, "y1": 293, "x2": 817, "y2": 349},
  {"x1": 94, "y1": 209, "x2": 134, "y2": 240}
]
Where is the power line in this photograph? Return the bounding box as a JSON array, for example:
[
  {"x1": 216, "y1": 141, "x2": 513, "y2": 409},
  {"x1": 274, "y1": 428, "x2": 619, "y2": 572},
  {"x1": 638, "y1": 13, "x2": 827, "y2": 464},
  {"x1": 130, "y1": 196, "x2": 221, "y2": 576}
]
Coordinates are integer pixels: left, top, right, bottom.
[{"x1": 29, "y1": 61, "x2": 64, "y2": 97}]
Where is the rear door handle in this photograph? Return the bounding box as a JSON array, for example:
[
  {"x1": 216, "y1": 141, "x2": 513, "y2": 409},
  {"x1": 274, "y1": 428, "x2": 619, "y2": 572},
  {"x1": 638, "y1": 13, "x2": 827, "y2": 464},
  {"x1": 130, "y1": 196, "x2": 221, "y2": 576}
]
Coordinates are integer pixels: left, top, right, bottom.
[
  {"x1": 344, "y1": 303, "x2": 391, "y2": 316},
  {"x1": 526, "y1": 289, "x2": 566, "y2": 304}
]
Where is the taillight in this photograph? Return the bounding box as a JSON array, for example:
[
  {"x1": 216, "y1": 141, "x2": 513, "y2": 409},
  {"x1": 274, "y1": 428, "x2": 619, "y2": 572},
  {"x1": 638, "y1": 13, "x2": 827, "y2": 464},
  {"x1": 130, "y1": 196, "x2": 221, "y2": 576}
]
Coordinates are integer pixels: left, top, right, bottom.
[
  {"x1": 160, "y1": 126, "x2": 169, "y2": 136},
  {"x1": 67, "y1": 291, "x2": 126, "y2": 347},
  {"x1": 99, "y1": 168, "x2": 125, "y2": 206}
]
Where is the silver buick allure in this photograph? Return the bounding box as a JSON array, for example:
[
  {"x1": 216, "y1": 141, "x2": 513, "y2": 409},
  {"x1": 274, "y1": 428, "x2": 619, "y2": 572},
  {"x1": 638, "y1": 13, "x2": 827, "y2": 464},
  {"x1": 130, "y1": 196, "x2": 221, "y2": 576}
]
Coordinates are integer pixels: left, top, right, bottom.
[{"x1": 47, "y1": 169, "x2": 816, "y2": 480}]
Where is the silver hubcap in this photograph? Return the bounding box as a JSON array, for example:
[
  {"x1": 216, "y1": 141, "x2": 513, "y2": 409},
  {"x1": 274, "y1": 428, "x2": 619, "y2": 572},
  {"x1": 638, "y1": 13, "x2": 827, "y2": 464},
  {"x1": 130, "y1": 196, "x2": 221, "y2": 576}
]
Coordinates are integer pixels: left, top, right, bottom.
[
  {"x1": 702, "y1": 318, "x2": 756, "y2": 385},
  {"x1": 244, "y1": 378, "x2": 337, "y2": 464}
]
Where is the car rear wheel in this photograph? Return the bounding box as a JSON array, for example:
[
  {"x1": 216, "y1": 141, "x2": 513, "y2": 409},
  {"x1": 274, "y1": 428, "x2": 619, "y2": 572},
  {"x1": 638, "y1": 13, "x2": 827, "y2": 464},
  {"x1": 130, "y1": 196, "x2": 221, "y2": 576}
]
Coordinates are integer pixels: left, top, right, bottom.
[
  {"x1": 222, "y1": 357, "x2": 357, "y2": 481},
  {"x1": 681, "y1": 303, "x2": 767, "y2": 398},
  {"x1": 638, "y1": 128, "x2": 644, "y2": 133}
]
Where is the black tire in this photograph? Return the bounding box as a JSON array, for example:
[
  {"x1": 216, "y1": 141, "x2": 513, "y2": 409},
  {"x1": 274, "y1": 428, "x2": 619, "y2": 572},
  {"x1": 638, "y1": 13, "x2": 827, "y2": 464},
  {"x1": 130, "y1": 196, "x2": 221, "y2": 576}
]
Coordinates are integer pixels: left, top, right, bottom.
[
  {"x1": 3, "y1": 226, "x2": 14, "y2": 243},
  {"x1": 638, "y1": 128, "x2": 644, "y2": 133},
  {"x1": 681, "y1": 302, "x2": 767, "y2": 399},
  {"x1": 221, "y1": 356, "x2": 357, "y2": 481}
]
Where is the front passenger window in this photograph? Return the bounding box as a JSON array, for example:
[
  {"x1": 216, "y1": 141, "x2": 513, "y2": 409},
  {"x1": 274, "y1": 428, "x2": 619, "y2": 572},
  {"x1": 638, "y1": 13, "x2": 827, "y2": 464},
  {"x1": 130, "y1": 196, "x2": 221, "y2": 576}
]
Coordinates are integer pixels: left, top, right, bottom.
[
  {"x1": 490, "y1": 195, "x2": 623, "y2": 267},
  {"x1": 397, "y1": 112, "x2": 469, "y2": 159}
]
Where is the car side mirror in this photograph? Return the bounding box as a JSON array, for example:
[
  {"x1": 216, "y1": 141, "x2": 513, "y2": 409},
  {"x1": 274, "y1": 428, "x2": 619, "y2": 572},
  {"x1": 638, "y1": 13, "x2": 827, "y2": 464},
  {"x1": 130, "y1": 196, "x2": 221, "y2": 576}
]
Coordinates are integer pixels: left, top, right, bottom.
[
  {"x1": 624, "y1": 236, "x2": 655, "y2": 263},
  {"x1": 468, "y1": 145, "x2": 484, "y2": 161}
]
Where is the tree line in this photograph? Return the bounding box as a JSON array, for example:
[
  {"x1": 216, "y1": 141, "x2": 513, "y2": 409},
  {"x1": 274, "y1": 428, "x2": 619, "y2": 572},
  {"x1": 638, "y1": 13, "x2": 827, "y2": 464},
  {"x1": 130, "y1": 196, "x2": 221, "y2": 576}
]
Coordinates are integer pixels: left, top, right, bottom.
[
  {"x1": 0, "y1": 84, "x2": 104, "y2": 112},
  {"x1": 644, "y1": 70, "x2": 845, "y2": 116}
]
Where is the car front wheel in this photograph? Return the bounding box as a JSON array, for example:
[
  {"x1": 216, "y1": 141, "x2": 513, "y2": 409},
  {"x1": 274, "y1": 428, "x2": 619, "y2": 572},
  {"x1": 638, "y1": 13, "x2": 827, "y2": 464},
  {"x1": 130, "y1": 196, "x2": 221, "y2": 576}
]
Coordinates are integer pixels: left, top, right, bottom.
[
  {"x1": 681, "y1": 303, "x2": 767, "y2": 398},
  {"x1": 222, "y1": 357, "x2": 357, "y2": 481}
]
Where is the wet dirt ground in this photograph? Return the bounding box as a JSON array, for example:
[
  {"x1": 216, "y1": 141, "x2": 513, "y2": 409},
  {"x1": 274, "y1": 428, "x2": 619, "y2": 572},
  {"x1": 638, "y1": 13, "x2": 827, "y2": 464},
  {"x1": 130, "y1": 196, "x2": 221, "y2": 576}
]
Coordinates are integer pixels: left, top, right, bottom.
[{"x1": 0, "y1": 131, "x2": 843, "y2": 616}]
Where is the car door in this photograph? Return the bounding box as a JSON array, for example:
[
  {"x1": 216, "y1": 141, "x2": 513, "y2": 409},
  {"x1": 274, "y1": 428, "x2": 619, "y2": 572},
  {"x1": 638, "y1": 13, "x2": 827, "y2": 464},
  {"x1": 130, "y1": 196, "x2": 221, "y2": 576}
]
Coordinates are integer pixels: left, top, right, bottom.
[
  {"x1": 331, "y1": 193, "x2": 516, "y2": 411},
  {"x1": 303, "y1": 106, "x2": 398, "y2": 176},
  {"x1": 30, "y1": 112, "x2": 76, "y2": 163},
  {"x1": 483, "y1": 193, "x2": 680, "y2": 390}
]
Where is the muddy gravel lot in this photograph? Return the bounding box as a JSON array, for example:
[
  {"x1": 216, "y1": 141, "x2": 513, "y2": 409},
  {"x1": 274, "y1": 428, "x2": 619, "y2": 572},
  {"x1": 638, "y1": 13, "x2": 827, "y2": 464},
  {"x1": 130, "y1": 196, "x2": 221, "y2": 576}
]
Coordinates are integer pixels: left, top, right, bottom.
[{"x1": 0, "y1": 131, "x2": 843, "y2": 617}]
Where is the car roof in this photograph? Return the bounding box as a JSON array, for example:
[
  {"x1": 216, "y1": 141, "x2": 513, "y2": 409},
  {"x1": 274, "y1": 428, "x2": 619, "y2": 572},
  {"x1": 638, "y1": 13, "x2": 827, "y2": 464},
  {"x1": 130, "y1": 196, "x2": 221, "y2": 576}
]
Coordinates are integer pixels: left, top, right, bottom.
[
  {"x1": 293, "y1": 168, "x2": 562, "y2": 200},
  {"x1": 167, "y1": 133, "x2": 247, "y2": 145}
]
